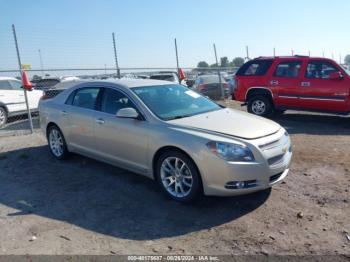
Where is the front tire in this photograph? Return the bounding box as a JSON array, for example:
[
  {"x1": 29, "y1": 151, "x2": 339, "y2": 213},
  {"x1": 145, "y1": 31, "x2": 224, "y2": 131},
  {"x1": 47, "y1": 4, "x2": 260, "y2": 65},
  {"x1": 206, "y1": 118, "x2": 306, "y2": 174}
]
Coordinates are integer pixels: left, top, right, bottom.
[
  {"x1": 248, "y1": 95, "x2": 273, "y2": 117},
  {"x1": 155, "y1": 150, "x2": 202, "y2": 202},
  {"x1": 0, "y1": 107, "x2": 8, "y2": 128},
  {"x1": 47, "y1": 125, "x2": 69, "y2": 160}
]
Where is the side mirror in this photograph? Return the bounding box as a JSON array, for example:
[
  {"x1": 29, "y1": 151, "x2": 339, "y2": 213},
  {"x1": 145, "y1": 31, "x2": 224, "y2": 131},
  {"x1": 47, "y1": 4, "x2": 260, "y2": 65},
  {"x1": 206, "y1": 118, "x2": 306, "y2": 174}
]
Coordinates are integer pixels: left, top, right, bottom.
[
  {"x1": 329, "y1": 71, "x2": 343, "y2": 80},
  {"x1": 116, "y1": 107, "x2": 140, "y2": 119}
]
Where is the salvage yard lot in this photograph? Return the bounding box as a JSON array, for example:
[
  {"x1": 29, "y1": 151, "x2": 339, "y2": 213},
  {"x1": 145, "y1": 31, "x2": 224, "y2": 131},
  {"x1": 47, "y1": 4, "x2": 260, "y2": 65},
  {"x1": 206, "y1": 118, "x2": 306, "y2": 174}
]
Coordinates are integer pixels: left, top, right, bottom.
[{"x1": 0, "y1": 101, "x2": 349, "y2": 255}]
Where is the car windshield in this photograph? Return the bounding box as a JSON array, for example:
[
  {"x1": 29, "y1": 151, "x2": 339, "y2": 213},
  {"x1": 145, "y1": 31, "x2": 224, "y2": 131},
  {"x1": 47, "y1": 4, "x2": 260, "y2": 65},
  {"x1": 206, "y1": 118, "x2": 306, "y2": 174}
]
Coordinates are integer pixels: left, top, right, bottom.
[
  {"x1": 340, "y1": 65, "x2": 350, "y2": 76},
  {"x1": 132, "y1": 84, "x2": 222, "y2": 120}
]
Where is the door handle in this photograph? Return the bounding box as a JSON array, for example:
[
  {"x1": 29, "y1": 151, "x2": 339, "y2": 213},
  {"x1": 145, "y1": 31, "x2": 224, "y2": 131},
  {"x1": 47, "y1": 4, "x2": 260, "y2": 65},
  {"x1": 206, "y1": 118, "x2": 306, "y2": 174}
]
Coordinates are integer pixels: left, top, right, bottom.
[
  {"x1": 301, "y1": 82, "x2": 311, "y2": 87},
  {"x1": 61, "y1": 110, "x2": 68, "y2": 116},
  {"x1": 96, "y1": 118, "x2": 105, "y2": 125},
  {"x1": 270, "y1": 80, "x2": 279, "y2": 85}
]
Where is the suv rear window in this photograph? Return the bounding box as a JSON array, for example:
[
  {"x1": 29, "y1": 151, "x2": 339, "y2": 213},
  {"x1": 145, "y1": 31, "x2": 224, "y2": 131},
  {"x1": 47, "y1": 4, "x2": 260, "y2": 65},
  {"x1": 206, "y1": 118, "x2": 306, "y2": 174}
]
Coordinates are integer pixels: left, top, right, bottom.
[{"x1": 236, "y1": 59, "x2": 273, "y2": 76}]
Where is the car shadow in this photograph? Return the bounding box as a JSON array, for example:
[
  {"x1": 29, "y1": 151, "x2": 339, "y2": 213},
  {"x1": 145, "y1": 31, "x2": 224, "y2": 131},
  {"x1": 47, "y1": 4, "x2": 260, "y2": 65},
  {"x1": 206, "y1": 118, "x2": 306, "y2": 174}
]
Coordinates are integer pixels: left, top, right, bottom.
[
  {"x1": 0, "y1": 145, "x2": 270, "y2": 240},
  {"x1": 270, "y1": 112, "x2": 350, "y2": 135}
]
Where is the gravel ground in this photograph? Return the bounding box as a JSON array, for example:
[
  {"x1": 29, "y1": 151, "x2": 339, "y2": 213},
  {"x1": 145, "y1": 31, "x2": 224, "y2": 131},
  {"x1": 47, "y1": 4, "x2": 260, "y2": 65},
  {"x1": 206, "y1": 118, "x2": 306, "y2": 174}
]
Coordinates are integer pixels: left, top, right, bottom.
[{"x1": 0, "y1": 101, "x2": 349, "y2": 256}]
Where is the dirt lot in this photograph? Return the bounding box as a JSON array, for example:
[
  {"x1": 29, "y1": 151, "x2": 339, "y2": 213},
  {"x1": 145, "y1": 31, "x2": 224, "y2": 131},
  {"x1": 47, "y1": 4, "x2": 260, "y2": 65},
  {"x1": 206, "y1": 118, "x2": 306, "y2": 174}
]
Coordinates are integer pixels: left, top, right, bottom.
[{"x1": 0, "y1": 102, "x2": 349, "y2": 256}]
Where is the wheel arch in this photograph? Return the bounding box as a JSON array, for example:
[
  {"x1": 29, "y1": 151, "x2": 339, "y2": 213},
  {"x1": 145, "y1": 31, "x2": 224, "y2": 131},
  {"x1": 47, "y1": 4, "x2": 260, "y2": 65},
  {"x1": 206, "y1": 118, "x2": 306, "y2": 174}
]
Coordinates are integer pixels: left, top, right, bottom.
[
  {"x1": 246, "y1": 87, "x2": 273, "y2": 101},
  {"x1": 0, "y1": 102, "x2": 9, "y2": 113},
  {"x1": 152, "y1": 145, "x2": 203, "y2": 185},
  {"x1": 46, "y1": 122, "x2": 61, "y2": 138}
]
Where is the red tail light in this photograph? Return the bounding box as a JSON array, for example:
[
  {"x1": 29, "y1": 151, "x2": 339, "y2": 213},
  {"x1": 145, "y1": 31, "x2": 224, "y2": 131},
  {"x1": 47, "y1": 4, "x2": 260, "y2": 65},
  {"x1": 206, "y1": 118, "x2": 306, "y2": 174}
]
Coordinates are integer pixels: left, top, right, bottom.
[{"x1": 223, "y1": 83, "x2": 229, "y2": 89}]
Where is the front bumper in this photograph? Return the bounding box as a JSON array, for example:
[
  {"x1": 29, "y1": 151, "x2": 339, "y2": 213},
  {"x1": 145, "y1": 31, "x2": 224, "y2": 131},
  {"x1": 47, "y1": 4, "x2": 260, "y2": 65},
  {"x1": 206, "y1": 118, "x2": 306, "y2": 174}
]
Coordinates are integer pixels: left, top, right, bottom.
[{"x1": 199, "y1": 129, "x2": 292, "y2": 196}]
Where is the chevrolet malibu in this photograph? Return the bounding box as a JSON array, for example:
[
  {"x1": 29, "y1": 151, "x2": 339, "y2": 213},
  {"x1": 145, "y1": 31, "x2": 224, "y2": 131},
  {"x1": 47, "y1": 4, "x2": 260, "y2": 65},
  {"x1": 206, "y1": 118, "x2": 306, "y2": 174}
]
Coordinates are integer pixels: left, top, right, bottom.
[{"x1": 39, "y1": 79, "x2": 292, "y2": 202}]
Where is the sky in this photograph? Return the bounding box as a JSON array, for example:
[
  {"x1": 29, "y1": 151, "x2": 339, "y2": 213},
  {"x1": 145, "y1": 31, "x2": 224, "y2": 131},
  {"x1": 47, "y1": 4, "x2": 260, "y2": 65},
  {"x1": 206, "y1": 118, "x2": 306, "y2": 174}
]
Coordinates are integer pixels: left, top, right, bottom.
[{"x1": 0, "y1": 0, "x2": 349, "y2": 70}]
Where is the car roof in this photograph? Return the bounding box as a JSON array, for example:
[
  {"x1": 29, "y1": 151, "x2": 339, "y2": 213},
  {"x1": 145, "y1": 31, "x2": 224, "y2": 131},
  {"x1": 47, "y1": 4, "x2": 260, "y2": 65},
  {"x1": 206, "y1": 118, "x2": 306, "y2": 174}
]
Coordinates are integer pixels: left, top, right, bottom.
[
  {"x1": 253, "y1": 56, "x2": 335, "y2": 61},
  {"x1": 0, "y1": 76, "x2": 20, "y2": 81},
  {"x1": 66, "y1": 79, "x2": 173, "y2": 89}
]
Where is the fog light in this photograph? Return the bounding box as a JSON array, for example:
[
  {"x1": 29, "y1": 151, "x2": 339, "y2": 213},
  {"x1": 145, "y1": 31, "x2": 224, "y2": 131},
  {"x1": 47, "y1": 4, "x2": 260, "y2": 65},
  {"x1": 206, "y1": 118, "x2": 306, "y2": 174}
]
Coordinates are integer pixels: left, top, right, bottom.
[{"x1": 236, "y1": 181, "x2": 245, "y2": 189}]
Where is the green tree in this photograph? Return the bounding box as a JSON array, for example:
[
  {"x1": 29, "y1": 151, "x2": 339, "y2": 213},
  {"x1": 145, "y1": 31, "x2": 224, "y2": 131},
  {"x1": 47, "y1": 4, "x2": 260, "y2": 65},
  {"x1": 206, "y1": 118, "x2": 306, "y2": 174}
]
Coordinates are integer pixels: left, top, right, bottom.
[
  {"x1": 210, "y1": 63, "x2": 218, "y2": 68},
  {"x1": 344, "y1": 55, "x2": 350, "y2": 66},
  {"x1": 197, "y1": 61, "x2": 209, "y2": 68},
  {"x1": 220, "y1": 57, "x2": 229, "y2": 67},
  {"x1": 232, "y1": 57, "x2": 245, "y2": 67}
]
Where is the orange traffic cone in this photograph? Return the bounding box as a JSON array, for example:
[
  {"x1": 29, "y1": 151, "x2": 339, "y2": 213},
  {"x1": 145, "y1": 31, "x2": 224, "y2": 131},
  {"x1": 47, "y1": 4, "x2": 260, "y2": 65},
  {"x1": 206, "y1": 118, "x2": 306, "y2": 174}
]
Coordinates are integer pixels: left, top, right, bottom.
[
  {"x1": 22, "y1": 70, "x2": 32, "y2": 91},
  {"x1": 178, "y1": 68, "x2": 186, "y2": 81}
]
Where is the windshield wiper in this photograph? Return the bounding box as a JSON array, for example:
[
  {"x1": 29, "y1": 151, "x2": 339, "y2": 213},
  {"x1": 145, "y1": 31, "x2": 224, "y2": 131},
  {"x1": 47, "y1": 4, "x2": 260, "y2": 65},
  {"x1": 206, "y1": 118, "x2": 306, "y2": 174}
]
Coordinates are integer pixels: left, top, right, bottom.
[{"x1": 165, "y1": 114, "x2": 192, "y2": 120}]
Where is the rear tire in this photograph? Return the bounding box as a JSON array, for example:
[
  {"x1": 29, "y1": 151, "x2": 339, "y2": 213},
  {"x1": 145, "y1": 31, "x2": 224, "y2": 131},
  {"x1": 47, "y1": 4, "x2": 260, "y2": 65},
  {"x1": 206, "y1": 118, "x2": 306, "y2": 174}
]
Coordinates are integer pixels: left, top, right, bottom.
[
  {"x1": 0, "y1": 107, "x2": 7, "y2": 128},
  {"x1": 155, "y1": 150, "x2": 202, "y2": 203},
  {"x1": 248, "y1": 95, "x2": 273, "y2": 117},
  {"x1": 47, "y1": 125, "x2": 69, "y2": 160}
]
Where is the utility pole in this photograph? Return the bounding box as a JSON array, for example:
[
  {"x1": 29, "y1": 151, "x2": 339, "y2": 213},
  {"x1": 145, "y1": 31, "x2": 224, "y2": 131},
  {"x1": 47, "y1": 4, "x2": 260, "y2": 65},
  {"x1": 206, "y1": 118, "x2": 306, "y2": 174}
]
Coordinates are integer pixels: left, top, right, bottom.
[
  {"x1": 112, "y1": 32, "x2": 121, "y2": 79},
  {"x1": 245, "y1": 45, "x2": 249, "y2": 60},
  {"x1": 291, "y1": 49, "x2": 294, "y2": 56},
  {"x1": 273, "y1": 47, "x2": 276, "y2": 57},
  {"x1": 12, "y1": 24, "x2": 33, "y2": 133},
  {"x1": 213, "y1": 43, "x2": 224, "y2": 100},
  {"x1": 323, "y1": 52, "x2": 325, "y2": 58},
  {"x1": 174, "y1": 38, "x2": 179, "y2": 73},
  {"x1": 38, "y1": 49, "x2": 44, "y2": 76},
  {"x1": 340, "y1": 54, "x2": 342, "y2": 64},
  {"x1": 308, "y1": 50, "x2": 311, "y2": 57}
]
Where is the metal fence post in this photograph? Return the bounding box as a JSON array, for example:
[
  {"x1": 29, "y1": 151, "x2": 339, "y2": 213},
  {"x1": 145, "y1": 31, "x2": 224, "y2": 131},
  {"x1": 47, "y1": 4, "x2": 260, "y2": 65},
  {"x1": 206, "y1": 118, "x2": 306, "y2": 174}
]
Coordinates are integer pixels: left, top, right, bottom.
[
  {"x1": 12, "y1": 24, "x2": 34, "y2": 134},
  {"x1": 174, "y1": 38, "x2": 180, "y2": 76},
  {"x1": 213, "y1": 43, "x2": 224, "y2": 100},
  {"x1": 112, "y1": 32, "x2": 121, "y2": 79}
]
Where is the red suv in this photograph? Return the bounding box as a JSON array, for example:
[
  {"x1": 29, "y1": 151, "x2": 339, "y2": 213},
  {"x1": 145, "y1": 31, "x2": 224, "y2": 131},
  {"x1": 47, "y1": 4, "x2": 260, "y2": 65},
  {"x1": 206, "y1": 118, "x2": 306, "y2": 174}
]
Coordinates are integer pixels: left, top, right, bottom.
[{"x1": 234, "y1": 56, "x2": 350, "y2": 117}]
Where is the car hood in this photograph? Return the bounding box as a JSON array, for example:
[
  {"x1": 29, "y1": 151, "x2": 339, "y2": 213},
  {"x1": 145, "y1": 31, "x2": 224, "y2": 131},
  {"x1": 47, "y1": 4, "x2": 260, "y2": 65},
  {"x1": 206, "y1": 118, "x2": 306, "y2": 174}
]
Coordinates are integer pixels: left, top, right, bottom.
[{"x1": 168, "y1": 108, "x2": 281, "y2": 140}]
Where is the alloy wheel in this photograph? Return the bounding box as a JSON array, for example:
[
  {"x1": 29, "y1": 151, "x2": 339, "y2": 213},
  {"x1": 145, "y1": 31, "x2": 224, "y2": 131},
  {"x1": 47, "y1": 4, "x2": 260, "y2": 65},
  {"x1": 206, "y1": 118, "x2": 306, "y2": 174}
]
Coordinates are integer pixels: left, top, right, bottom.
[
  {"x1": 252, "y1": 100, "x2": 266, "y2": 115},
  {"x1": 160, "y1": 157, "x2": 193, "y2": 198},
  {"x1": 0, "y1": 108, "x2": 6, "y2": 126},
  {"x1": 49, "y1": 129, "x2": 64, "y2": 157}
]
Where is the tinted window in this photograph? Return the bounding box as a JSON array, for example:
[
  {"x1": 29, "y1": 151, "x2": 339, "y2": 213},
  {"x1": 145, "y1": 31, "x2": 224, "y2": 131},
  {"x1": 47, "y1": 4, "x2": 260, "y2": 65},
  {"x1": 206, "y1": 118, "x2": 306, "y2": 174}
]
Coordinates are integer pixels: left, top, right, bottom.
[
  {"x1": 72, "y1": 88, "x2": 100, "y2": 110},
  {"x1": 35, "y1": 79, "x2": 60, "y2": 89},
  {"x1": 9, "y1": 80, "x2": 23, "y2": 90},
  {"x1": 150, "y1": 75, "x2": 175, "y2": 81},
  {"x1": 274, "y1": 61, "x2": 302, "y2": 78},
  {"x1": 236, "y1": 60, "x2": 273, "y2": 76},
  {"x1": 306, "y1": 61, "x2": 339, "y2": 79},
  {"x1": 100, "y1": 88, "x2": 136, "y2": 115},
  {"x1": 0, "y1": 80, "x2": 12, "y2": 90}
]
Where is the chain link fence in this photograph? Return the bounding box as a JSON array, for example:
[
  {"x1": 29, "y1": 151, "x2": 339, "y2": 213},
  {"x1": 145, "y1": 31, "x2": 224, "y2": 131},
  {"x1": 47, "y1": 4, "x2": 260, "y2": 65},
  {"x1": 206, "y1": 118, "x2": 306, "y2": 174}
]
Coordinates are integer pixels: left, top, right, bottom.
[{"x1": 0, "y1": 24, "x2": 242, "y2": 136}]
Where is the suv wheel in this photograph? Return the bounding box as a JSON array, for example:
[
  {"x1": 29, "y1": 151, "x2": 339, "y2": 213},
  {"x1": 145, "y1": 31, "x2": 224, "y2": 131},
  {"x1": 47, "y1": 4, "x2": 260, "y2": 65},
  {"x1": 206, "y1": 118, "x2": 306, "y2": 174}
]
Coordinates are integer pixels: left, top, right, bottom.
[
  {"x1": 155, "y1": 150, "x2": 202, "y2": 202},
  {"x1": 0, "y1": 107, "x2": 7, "y2": 128},
  {"x1": 47, "y1": 125, "x2": 69, "y2": 160},
  {"x1": 248, "y1": 95, "x2": 273, "y2": 117}
]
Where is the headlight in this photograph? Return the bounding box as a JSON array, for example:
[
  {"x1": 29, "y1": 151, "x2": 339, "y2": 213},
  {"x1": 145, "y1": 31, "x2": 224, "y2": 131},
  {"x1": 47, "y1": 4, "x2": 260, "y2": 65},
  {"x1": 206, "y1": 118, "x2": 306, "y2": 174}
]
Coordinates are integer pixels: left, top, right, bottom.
[{"x1": 207, "y1": 141, "x2": 255, "y2": 162}]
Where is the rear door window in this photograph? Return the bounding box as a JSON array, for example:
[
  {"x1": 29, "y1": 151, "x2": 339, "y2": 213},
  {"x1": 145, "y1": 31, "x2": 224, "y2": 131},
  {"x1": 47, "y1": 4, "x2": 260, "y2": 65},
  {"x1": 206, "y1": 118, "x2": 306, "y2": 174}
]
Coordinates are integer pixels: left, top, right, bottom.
[
  {"x1": 306, "y1": 61, "x2": 339, "y2": 79},
  {"x1": 71, "y1": 88, "x2": 100, "y2": 110},
  {"x1": 236, "y1": 60, "x2": 273, "y2": 76},
  {"x1": 273, "y1": 61, "x2": 302, "y2": 78}
]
